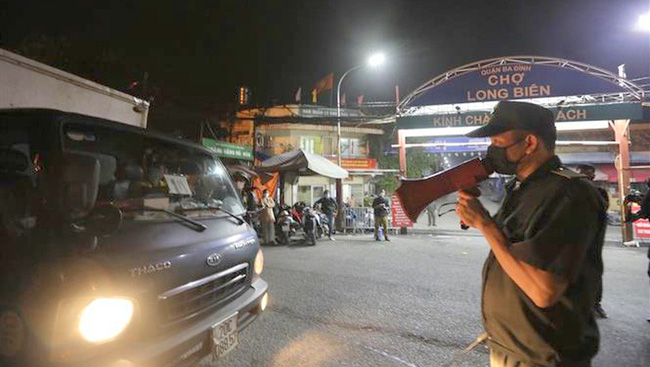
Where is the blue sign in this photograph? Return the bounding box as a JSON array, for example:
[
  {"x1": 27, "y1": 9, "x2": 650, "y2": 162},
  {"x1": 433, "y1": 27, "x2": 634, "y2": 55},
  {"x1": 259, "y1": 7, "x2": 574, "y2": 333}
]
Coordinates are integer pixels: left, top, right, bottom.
[
  {"x1": 410, "y1": 63, "x2": 628, "y2": 106},
  {"x1": 397, "y1": 102, "x2": 644, "y2": 129},
  {"x1": 423, "y1": 137, "x2": 489, "y2": 153}
]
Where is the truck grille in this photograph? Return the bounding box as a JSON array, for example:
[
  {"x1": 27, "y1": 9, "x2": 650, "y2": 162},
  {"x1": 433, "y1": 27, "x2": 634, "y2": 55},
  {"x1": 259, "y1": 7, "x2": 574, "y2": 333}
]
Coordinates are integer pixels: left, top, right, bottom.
[{"x1": 158, "y1": 263, "x2": 249, "y2": 324}]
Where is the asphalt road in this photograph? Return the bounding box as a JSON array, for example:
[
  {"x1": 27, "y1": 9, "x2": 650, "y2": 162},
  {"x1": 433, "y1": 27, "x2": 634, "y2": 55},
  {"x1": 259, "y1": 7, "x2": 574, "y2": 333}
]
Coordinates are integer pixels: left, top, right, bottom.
[{"x1": 200, "y1": 234, "x2": 650, "y2": 367}]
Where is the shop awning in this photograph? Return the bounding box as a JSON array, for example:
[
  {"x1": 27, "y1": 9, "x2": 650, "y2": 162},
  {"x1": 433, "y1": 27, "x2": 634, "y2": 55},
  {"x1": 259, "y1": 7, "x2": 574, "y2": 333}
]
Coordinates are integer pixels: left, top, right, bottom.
[
  {"x1": 559, "y1": 152, "x2": 650, "y2": 165},
  {"x1": 257, "y1": 149, "x2": 349, "y2": 179}
]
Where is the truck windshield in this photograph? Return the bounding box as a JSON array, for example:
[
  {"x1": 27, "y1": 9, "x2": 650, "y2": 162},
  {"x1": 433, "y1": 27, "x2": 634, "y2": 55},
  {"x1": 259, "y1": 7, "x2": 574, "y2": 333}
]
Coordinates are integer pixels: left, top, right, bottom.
[{"x1": 62, "y1": 122, "x2": 245, "y2": 220}]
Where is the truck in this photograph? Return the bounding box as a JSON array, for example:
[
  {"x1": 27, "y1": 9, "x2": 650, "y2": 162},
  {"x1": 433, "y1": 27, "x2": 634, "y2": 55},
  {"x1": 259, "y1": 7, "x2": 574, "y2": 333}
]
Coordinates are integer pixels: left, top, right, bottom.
[
  {"x1": 0, "y1": 50, "x2": 268, "y2": 367},
  {"x1": 0, "y1": 48, "x2": 149, "y2": 128}
]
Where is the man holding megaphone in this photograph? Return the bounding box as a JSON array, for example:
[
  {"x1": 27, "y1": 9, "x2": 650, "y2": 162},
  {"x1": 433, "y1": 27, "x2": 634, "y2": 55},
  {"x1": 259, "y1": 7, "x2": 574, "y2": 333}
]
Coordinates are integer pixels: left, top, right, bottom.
[{"x1": 454, "y1": 101, "x2": 607, "y2": 367}]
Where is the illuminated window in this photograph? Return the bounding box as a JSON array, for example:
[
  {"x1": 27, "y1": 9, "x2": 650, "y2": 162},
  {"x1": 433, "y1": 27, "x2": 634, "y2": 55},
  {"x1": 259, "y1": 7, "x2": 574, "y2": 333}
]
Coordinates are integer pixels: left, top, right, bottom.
[
  {"x1": 341, "y1": 138, "x2": 361, "y2": 157},
  {"x1": 300, "y1": 136, "x2": 315, "y2": 153}
]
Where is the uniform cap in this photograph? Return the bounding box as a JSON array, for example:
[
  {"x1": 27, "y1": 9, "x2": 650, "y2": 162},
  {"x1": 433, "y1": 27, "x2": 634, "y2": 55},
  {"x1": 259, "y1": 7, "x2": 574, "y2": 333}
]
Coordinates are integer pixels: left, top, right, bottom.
[{"x1": 466, "y1": 101, "x2": 556, "y2": 143}]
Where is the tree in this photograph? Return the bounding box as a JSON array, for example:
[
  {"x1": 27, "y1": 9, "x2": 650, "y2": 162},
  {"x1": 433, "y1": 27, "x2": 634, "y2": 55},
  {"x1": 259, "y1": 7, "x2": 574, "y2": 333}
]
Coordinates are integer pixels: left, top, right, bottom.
[{"x1": 376, "y1": 148, "x2": 441, "y2": 193}]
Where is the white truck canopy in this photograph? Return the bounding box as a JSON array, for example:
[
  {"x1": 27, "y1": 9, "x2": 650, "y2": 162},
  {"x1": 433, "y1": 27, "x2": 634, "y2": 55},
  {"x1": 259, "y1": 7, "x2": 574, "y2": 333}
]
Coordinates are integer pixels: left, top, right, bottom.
[{"x1": 0, "y1": 48, "x2": 149, "y2": 128}]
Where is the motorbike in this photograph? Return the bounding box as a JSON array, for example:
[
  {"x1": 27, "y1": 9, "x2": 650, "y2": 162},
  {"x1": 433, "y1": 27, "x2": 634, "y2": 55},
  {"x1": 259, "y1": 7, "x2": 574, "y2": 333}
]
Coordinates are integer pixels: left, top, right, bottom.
[
  {"x1": 312, "y1": 205, "x2": 330, "y2": 238},
  {"x1": 302, "y1": 206, "x2": 318, "y2": 246},
  {"x1": 276, "y1": 210, "x2": 297, "y2": 245},
  {"x1": 291, "y1": 201, "x2": 307, "y2": 225}
]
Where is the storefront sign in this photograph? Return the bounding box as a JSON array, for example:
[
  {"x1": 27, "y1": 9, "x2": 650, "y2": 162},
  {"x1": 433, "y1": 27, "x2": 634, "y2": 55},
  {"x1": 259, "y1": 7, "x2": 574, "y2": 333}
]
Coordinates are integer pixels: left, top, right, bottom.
[
  {"x1": 397, "y1": 103, "x2": 643, "y2": 129},
  {"x1": 409, "y1": 63, "x2": 629, "y2": 107},
  {"x1": 202, "y1": 138, "x2": 254, "y2": 161},
  {"x1": 390, "y1": 194, "x2": 413, "y2": 228},
  {"x1": 327, "y1": 157, "x2": 377, "y2": 170}
]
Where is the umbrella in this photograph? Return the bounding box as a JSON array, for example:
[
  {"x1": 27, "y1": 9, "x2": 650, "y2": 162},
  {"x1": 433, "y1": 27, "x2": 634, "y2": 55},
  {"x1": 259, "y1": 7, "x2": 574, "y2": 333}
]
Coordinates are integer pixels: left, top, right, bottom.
[{"x1": 226, "y1": 164, "x2": 258, "y2": 181}]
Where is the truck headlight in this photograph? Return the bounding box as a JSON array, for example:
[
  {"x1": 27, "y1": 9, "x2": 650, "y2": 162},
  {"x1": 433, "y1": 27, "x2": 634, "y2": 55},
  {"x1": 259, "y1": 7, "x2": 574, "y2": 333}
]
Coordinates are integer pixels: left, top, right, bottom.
[
  {"x1": 78, "y1": 298, "x2": 134, "y2": 343},
  {"x1": 254, "y1": 249, "x2": 264, "y2": 275}
]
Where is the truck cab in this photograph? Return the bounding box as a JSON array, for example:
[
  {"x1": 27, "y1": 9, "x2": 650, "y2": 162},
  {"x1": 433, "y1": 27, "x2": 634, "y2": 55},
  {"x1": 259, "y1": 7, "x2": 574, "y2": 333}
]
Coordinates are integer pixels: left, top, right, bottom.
[{"x1": 0, "y1": 109, "x2": 268, "y2": 366}]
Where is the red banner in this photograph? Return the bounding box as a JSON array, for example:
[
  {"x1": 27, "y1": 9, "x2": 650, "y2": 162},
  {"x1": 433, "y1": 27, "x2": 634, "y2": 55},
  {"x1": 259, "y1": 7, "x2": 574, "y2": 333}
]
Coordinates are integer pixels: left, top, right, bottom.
[
  {"x1": 631, "y1": 203, "x2": 650, "y2": 240},
  {"x1": 327, "y1": 158, "x2": 377, "y2": 170},
  {"x1": 633, "y1": 219, "x2": 650, "y2": 240},
  {"x1": 391, "y1": 193, "x2": 413, "y2": 228}
]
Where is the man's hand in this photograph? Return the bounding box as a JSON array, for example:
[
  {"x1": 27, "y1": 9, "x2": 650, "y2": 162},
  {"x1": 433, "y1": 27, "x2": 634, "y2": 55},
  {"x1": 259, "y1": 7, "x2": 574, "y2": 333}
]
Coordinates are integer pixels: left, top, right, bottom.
[
  {"x1": 455, "y1": 189, "x2": 493, "y2": 230},
  {"x1": 457, "y1": 188, "x2": 569, "y2": 308}
]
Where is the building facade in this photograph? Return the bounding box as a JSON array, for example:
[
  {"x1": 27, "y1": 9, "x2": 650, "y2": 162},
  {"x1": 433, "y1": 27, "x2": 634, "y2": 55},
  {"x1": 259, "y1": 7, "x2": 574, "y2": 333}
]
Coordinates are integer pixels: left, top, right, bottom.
[{"x1": 226, "y1": 104, "x2": 387, "y2": 207}]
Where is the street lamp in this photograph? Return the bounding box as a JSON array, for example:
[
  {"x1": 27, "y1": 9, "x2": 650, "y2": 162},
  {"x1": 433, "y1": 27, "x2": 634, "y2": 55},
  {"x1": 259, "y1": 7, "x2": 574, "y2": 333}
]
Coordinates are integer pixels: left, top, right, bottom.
[
  {"x1": 636, "y1": 12, "x2": 650, "y2": 32},
  {"x1": 334, "y1": 52, "x2": 385, "y2": 230},
  {"x1": 336, "y1": 52, "x2": 385, "y2": 166}
]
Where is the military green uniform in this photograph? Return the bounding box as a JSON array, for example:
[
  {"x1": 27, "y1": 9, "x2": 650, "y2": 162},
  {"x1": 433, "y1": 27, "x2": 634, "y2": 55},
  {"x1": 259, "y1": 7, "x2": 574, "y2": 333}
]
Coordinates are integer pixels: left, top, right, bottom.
[{"x1": 483, "y1": 156, "x2": 607, "y2": 367}]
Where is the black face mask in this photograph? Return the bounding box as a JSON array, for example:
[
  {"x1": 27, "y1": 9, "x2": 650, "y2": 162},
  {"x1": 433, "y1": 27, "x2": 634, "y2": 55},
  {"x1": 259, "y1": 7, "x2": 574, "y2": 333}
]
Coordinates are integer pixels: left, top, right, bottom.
[{"x1": 486, "y1": 139, "x2": 526, "y2": 175}]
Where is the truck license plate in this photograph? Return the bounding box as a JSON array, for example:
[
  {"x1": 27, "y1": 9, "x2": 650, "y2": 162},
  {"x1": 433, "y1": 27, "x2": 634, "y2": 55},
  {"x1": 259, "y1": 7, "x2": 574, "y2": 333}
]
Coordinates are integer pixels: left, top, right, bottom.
[{"x1": 211, "y1": 313, "x2": 238, "y2": 361}]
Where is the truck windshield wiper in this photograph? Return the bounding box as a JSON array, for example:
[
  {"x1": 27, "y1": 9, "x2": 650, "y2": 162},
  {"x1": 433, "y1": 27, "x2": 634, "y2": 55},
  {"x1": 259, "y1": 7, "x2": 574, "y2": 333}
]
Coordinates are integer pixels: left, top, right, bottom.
[
  {"x1": 213, "y1": 206, "x2": 245, "y2": 225},
  {"x1": 126, "y1": 206, "x2": 207, "y2": 232},
  {"x1": 178, "y1": 204, "x2": 245, "y2": 225}
]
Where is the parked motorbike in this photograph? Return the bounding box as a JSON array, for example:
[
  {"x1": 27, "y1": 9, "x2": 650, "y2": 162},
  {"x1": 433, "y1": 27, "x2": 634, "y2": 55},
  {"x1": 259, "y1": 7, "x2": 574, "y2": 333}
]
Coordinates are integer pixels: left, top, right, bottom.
[
  {"x1": 302, "y1": 206, "x2": 318, "y2": 246},
  {"x1": 312, "y1": 206, "x2": 330, "y2": 238},
  {"x1": 276, "y1": 210, "x2": 297, "y2": 245},
  {"x1": 291, "y1": 201, "x2": 307, "y2": 225}
]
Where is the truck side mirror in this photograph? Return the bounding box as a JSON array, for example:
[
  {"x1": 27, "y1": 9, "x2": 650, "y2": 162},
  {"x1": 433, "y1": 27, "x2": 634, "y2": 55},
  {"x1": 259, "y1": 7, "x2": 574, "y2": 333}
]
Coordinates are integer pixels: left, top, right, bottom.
[
  {"x1": 0, "y1": 149, "x2": 29, "y2": 172},
  {"x1": 62, "y1": 152, "x2": 100, "y2": 214}
]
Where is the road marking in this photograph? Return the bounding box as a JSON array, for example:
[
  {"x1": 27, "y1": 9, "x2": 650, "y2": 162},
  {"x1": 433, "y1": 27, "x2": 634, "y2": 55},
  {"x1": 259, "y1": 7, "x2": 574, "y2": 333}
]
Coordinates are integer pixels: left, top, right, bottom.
[{"x1": 360, "y1": 345, "x2": 420, "y2": 367}]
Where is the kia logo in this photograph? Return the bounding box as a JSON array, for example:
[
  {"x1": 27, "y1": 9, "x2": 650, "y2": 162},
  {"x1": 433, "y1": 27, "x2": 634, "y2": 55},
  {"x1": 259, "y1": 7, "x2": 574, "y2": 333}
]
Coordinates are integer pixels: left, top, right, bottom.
[{"x1": 206, "y1": 253, "x2": 223, "y2": 267}]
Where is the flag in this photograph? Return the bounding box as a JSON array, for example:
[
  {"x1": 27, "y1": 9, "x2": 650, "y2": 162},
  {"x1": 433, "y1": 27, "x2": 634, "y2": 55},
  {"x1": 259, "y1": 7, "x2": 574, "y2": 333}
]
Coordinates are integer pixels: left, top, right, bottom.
[
  {"x1": 340, "y1": 93, "x2": 346, "y2": 106},
  {"x1": 295, "y1": 87, "x2": 302, "y2": 102},
  {"x1": 312, "y1": 88, "x2": 318, "y2": 104},
  {"x1": 314, "y1": 72, "x2": 334, "y2": 93},
  {"x1": 357, "y1": 95, "x2": 364, "y2": 104}
]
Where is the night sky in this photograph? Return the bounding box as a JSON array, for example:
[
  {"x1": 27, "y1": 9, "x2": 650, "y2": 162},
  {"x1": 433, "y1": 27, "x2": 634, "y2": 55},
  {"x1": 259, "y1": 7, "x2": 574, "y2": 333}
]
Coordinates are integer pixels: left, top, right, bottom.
[{"x1": 1, "y1": 0, "x2": 649, "y2": 131}]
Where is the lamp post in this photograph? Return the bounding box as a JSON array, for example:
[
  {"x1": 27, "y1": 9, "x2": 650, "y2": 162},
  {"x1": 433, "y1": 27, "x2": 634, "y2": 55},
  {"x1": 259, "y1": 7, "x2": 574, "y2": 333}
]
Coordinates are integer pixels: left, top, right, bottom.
[
  {"x1": 334, "y1": 52, "x2": 385, "y2": 230},
  {"x1": 617, "y1": 12, "x2": 650, "y2": 244},
  {"x1": 637, "y1": 12, "x2": 650, "y2": 32},
  {"x1": 638, "y1": 12, "x2": 650, "y2": 77}
]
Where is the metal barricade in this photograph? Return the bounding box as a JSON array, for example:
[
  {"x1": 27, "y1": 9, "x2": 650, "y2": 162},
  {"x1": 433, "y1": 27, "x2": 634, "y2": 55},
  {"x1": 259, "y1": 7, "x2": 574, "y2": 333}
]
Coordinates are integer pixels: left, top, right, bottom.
[
  {"x1": 344, "y1": 207, "x2": 391, "y2": 233},
  {"x1": 344, "y1": 207, "x2": 397, "y2": 234}
]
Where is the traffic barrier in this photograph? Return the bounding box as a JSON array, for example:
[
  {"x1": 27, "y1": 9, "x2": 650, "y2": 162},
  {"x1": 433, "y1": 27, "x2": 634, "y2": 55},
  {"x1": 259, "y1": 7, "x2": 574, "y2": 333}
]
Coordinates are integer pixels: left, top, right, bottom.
[{"x1": 343, "y1": 207, "x2": 397, "y2": 234}]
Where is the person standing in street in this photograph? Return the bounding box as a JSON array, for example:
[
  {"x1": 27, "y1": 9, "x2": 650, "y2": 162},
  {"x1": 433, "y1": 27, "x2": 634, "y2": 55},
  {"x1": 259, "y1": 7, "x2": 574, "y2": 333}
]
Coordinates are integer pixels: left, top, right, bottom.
[
  {"x1": 640, "y1": 179, "x2": 650, "y2": 323},
  {"x1": 259, "y1": 189, "x2": 276, "y2": 246},
  {"x1": 426, "y1": 201, "x2": 437, "y2": 227},
  {"x1": 373, "y1": 189, "x2": 390, "y2": 241},
  {"x1": 576, "y1": 164, "x2": 609, "y2": 319},
  {"x1": 242, "y1": 181, "x2": 258, "y2": 212},
  {"x1": 456, "y1": 101, "x2": 607, "y2": 367},
  {"x1": 647, "y1": 244, "x2": 650, "y2": 323},
  {"x1": 314, "y1": 190, "x2": 338, "y2": 241},
  {"x1": 640, "y1": 179, "x2": 650, "y2": 219}
]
